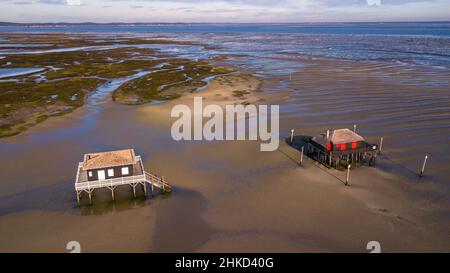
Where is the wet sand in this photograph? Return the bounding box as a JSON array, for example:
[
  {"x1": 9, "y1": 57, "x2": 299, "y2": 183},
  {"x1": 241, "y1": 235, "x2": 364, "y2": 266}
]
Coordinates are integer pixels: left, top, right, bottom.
[{"x1": 0, "y1": 57, "x2": 449, "y2": 252}]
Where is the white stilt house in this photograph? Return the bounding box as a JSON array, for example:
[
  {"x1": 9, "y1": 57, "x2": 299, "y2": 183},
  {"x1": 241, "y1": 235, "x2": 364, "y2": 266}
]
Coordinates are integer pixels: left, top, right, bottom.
[{"x1": 75, "y1": 149, "x2": 171, "y2": 205}]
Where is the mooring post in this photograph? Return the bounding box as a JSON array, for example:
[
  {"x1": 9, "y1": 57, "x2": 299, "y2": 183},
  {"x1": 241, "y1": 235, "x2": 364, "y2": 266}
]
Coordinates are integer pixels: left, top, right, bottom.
[
  {"x1": 290, "y1": 129, "x2": 294, "y2": 144},
  {"x1": 299, "y1": 146, "x2": 304, "y2": 166},
  {"x1": 379, "y1": 137, "x2": 384, "y2": 154},
  {"x1": 346, "y1": 165, "x2": 351, "y2": 186},
  {"x1": 420, "y1": 155, "x2": 428, "y2": 177}
]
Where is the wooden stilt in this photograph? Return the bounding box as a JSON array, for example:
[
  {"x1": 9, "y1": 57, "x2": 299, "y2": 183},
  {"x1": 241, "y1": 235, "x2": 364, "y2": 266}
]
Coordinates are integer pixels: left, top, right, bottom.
[
  {"x1": 111, "y1": 187, "x2": 115, "y2": 201},
  {"x1": 132, "y1": 184, "x2": 137, "y2": 198},
  {"x1": 142, "y1": 182, "x2": 147, "y2": 196},
  {"x1": 76, "y1": 191, "x2": 80, "y2": 206},
  {"x1": 88, "y1": 190, "x2": 92, "y2": 205}
]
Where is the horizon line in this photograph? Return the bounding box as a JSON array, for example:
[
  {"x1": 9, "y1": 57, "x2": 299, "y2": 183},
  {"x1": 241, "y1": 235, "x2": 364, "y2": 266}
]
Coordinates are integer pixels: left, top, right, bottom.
[{"x1": 2, "y1": 20, "x2": 450, "y2": 25}]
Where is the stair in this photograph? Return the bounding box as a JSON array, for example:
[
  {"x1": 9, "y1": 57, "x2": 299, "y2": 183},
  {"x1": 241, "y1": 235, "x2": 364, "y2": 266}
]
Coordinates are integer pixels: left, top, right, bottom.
[{"x1": 144, "y1": 171, "x2": 172, "y2": 193}]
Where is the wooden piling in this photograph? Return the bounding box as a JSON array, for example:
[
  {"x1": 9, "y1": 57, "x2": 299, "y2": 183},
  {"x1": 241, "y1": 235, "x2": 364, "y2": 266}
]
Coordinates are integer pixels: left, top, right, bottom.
[
  {"x1": 420, "y1": 155, "x2": 428, "y2": 177},
  {"x1": 346, "y1": 165, "x2": 351, "y2": 186},
  {"x1": 299, "y1": 146, "x2": 304, "y2": 166},
  {"x1": 379, "y1": 137, "x2": 384, "y2": 154},
  {"x1": 290, "y1": 129, "x2": 294, "y2": 144},
  {"x1": 142, "y1": 182, "x2": 147, "y2": 196},
  {"x1": 132, "y1": 184, "x2": 137, "y2": 198},
  {"x1": 76, "y1": 191, "x2": 80, "y2": 206}
]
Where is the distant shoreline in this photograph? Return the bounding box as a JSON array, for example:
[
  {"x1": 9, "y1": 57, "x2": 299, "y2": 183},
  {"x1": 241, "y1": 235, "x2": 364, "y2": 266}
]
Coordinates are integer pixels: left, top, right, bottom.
[{"x1": 1, "y1": 21, "x2": 450, "y2": 27}]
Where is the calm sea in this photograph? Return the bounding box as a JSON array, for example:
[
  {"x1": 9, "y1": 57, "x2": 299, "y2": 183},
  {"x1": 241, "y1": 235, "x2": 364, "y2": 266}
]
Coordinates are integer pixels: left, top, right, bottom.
[{"x1": 2, "y1": 22, "x2": 450, "y2": 36}]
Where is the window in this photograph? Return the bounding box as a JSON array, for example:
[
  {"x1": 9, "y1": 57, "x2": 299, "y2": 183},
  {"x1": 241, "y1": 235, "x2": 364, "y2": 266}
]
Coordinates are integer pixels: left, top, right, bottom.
[
  {"x1": 108, "y1": 169, "x2": 114, "y2": 177},
  {"x1": 88, "y1": 171, "x2": 93, "y2": 177},
  {"x1": 121, "y1": 167, "x2": 129, "y2": 175}
]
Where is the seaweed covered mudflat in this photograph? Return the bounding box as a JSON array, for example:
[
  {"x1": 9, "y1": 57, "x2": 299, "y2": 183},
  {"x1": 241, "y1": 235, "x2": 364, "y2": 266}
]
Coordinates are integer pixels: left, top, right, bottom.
[{"x1": 0, "y1": 33, "x2": 236, "y2": 137}]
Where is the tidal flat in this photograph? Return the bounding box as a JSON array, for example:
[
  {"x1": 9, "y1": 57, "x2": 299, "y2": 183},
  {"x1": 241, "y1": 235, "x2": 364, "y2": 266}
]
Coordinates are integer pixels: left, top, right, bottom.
[
  {"x1": 0, "y1": 30, "x2": 449, "y2": 253},
  {"x1": 0, "y1": 33, "x2": 233, "y2": 137}
]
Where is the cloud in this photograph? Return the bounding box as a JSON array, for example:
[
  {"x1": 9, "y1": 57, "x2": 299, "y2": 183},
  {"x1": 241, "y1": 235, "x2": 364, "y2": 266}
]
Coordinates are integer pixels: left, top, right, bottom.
[
  {"x1": 367, "y1": 0, "x2": 381, "y2": 5},
  {"x1": 13, "y1": 1, "x2": 33, "y2": 4},
  {"x1": 66, "y1": 0, "x2": 82, "y2": 5},
  {"x1": 2, "y1": 0, "x2": 448, "y2": 23},
  {"x1": 315, "y1": 0, "x2": 433, "y2": 6},
  {"x1": 39, "y1": 0, "x2": 82, "y2": 5},
  {"x1": 105, "y1": 0, "x2": 436, "y2": 8}
]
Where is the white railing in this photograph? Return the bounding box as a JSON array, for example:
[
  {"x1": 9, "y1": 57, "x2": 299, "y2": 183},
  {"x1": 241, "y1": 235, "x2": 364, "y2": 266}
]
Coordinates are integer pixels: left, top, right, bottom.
[
  {"x1": 75, "y1": 174, "x2": 146, "y2": 191},
  {"x1": 75, "y1": 162, "x2": 83, "y2": 184},
  {"x1": 144, "y1": 171, "x2": 171, "y2": 192}
]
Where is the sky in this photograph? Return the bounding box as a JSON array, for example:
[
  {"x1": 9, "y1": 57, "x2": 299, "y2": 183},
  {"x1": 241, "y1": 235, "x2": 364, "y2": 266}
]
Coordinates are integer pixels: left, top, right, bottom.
[{"x1": 1, "y1": 0, "x2": 449, "y2": 23}]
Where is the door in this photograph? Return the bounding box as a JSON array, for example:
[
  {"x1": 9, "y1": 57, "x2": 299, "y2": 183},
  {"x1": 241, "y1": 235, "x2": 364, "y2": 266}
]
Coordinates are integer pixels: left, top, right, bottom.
[{"x1": 98, "y1": 170, "x2": 106, "y2": 180}]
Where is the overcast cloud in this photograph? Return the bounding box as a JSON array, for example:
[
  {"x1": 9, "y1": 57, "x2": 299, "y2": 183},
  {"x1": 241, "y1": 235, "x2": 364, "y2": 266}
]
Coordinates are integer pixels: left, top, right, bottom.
[{"x1": 1, "y1": 0, "x2": 449, "y2": 23}]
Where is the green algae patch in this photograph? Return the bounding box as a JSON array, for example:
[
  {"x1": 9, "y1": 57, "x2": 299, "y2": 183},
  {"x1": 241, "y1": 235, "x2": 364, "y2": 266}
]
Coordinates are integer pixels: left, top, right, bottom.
[
  {"x1": 0, "y1": 77, "x2": 105, "y2": 138},
  {"x1": 0, "y1": 33, "x2": 241, "y2": 138},
  {"x1": 112, "y1": 60, "x2": 236, "y2": 105}
]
